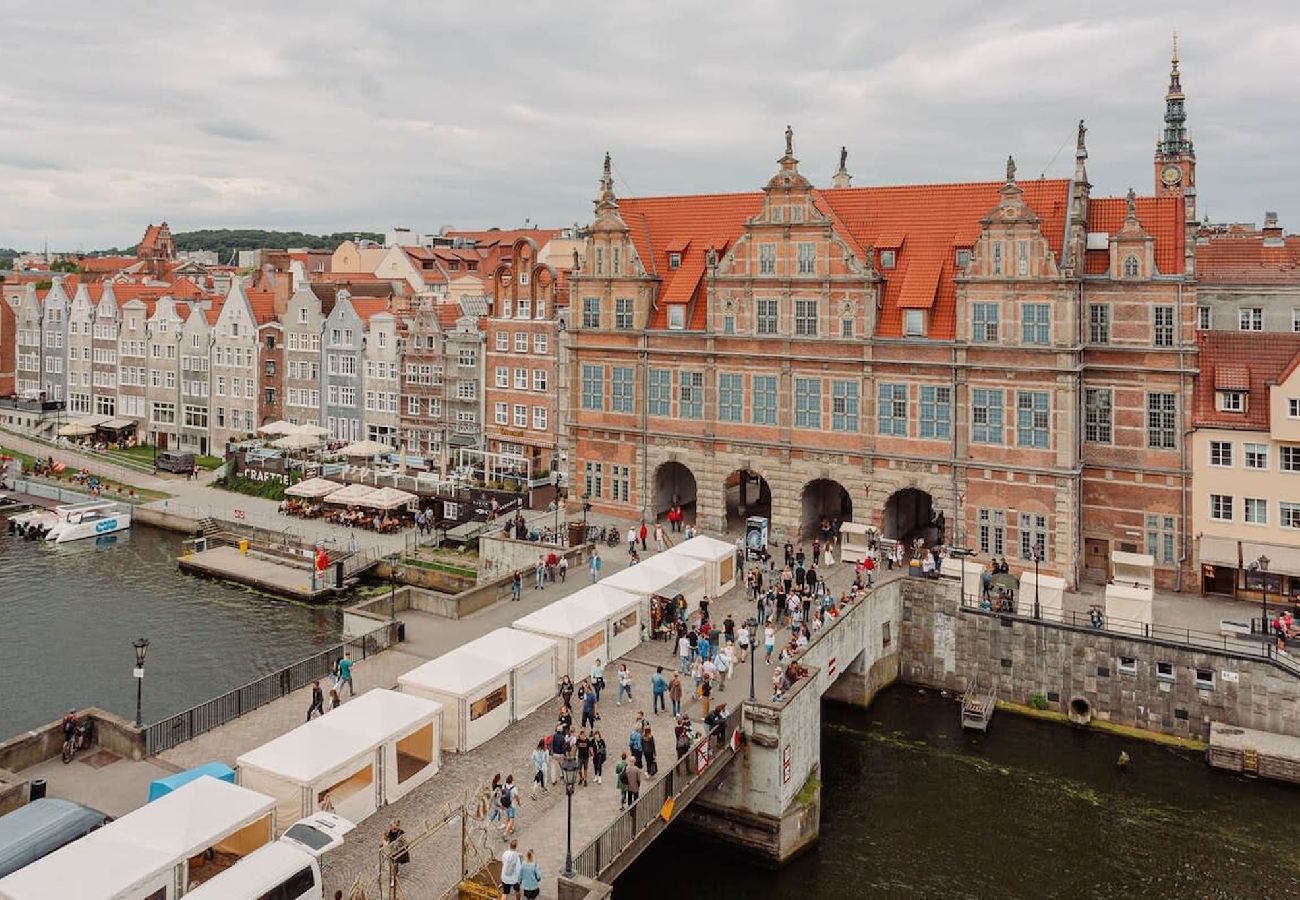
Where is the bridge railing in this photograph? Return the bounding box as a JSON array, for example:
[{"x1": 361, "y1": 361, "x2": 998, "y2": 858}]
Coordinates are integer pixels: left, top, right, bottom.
[
  {"x1": 143, "y1": 621, "x2": 400, "y2": 755},
  {"x1": 958, "y1": 594, "x2": 1300, "y2": 677},
  {"x1": 572, "y1": 713, "x2": 743, "y2": 880}
]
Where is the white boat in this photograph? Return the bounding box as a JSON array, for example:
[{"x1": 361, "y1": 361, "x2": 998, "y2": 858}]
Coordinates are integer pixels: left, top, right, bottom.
[
  {"x1": 7, "y1": 506, "x2": 62, "y2": 538},
  {"x1": 41, "y1": 501, "x2": 132, "y2": 543}
]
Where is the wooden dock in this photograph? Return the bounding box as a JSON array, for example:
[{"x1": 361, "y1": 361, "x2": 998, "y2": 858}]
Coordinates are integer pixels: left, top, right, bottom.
[
  {"x1": 1207, "y1": 721, "x2": 1300, "y2": 784},
  {"x1": 178, "y1": 543, "x2": 342, "y2": 601},
  {"x1": 961, "y1": 690, "x2": 998, "y2": 732}
]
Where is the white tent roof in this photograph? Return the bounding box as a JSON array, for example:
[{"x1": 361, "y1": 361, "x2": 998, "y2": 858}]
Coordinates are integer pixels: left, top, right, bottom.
[
  {"x1": 514, "y1": 596, "x2": 608, "y2": 637},
  {"x1": 357, "y1": 486, "x2": 418, "y2": 510},
  {"x1": 285, "y1": 476, "x2": 342, "y2": 498},
  {"x1": 237, "y1": 717, "x2": 377, "y2": 785},
  {"x1": 0, "y1": 776, "x2": 274, "y2": 899},
  {"x1": 324, "y1": 483, "x2": 379, "y2": 505},
  {"x1": 603, "y1": 554, "x2": 706, "y2": 596},
  {"x1": 324, "y1": 688, "x2": 441, "y2": 737},
  {"x1": 399, "y1": 628, "x2": 556, "y2": 698},
  {"x1": 273, "y1": 431, "x2": 323, "y2": 450},
  {"x1": 667, "y1": 534, "x2": 734, "y2": 564},
  {"x1": 563, "y1": 583, "x2": 641, "y2": 617},
  {"x1": 339, "y1": 440, "x2": 393, "y2": 457}
]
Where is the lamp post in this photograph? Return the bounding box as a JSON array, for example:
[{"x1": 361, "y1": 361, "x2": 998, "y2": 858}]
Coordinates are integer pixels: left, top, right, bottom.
[
  {"x1": 132, "y1": 637, "x2": 150, "y2": 728},
  {"x1": 1032, "y1": 545, "x2": 1043, "y2": 619},
  {"x1": 1256, "y1": 554, "x2": 1271, "y2": 638},
  {"x1": 553, "y1": 469, "x2": 562, "y2": 541},
  {"x1": 561, "y1": 756, "x2": 580, "y2": 876},
  {"x1": 744, "y1": 616, "x2": 758, "y2": 701},
  {"x1": 581, "y1": 493, "x2": 591, "y2": 538},
  {"x1": 387, "y1": 553, "x2": 400, "y2": 623}
]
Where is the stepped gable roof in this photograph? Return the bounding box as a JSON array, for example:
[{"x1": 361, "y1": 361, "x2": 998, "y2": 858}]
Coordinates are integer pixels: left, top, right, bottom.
[
  {"x1": 1198, "y1": 232, "x2": 1300, "y2": 285},
  {"x1": 1194, "y1": 331, "x2": 1300, "y2": 430},
  {"x1": 1083, "y1": 195, "x2": 1184, "y2": 275},
  {"x1": 817, "y1": 179, "x2": 1070, "y2": 338}
]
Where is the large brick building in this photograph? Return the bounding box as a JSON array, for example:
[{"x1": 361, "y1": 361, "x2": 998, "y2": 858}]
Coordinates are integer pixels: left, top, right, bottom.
[{"x1": 565, "y1": 52, "x2": 1199, "y2": 590}]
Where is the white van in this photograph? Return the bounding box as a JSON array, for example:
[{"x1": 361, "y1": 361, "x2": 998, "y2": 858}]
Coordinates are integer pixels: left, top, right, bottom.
[{"x1": 183, "y1": 812, "x2": 354, "y2": 900}]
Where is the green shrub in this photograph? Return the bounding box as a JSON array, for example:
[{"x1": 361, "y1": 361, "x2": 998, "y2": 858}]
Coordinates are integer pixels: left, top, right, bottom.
[
  {"x1": 1029, "y1": 692, "x2": 1050, "y2": 711},
  {"x1": 217, "y1": 474, "x2": 287, "y2": 501}
]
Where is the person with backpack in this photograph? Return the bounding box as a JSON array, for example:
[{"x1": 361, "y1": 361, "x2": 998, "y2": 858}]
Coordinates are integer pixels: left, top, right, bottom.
[
  {"x1": 529, "y1": 742, "x2": 547, "y2": 800},
  {"x1": 518, "y1": 849, "x2": 543, "y2": 900},
  {"x1": 499, "y1": 775, "x2": 520, "y2": 838},
  {"x1": 581, "y1": 685, "x2": 598, "y2": 730},
  {"x1": 591, "y1": 730, "x2": 607, "y2": 784},
  {"x1": 628, "y1": 723, "x2": 644, "y2": 767},
  {"x1": 651, "y1": 666, "x2": 669, "y2": 714},
  {"x1": 550, "y1": 724, "x2": 569, "y2": 785},
  {"x1": 488, "y1": 773, "x2": 504, "y2": 828}
]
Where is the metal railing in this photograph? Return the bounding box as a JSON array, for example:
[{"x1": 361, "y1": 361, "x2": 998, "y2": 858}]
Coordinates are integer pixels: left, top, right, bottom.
[
  {"x1": 572, "y1": 713, "x2": 742, "y2": 880},
  {"x1": 958, "y1": 594, "x2": 1300, "y2": 677},
  {"x1": 144, "y1": 622, "x2": 400, "y2": 755}
]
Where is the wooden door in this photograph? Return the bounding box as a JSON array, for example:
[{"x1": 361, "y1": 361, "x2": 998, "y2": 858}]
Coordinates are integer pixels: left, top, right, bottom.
[{"x1": 1084, "y1": 538, "x2": 1109, "y2": 583}]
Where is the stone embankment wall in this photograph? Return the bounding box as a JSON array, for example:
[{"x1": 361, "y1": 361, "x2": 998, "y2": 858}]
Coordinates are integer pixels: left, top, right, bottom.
[
  {"x1": 899, "y1": 579, "x2": 1300, "y2": 741},
  {"x1": 476, "y1": 531, "x2": 589, "y2": 584}
]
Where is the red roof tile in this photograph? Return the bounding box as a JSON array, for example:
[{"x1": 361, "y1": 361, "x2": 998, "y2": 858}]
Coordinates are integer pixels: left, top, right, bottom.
[
  {"x1": 1085, "y1": 196, "x2": 1185, "y2": 276},
  {"x1": 246, "y1": 290, "x2": 277, "y2": 325},
  {"x1": 350, "y1": 297, "x2": 391, "y2": 324},
  {"x1": 1198, "y1": 233, "x2": 1300, "y2": 285},
  {"x1": 434, "y1": 303, "x2": 460, "y2": 329},
  {"x1": 1194, "y1": 331, "x2": 1300, "y2": 430}
]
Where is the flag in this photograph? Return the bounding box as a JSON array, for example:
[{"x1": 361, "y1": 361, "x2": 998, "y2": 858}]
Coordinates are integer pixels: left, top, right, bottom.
[
  {"x1": 729, "y1": 728, "x2": 742, "y2": 752},
  {"x1": 660, "y1": 797, "x2": 675, "y2": 821}
]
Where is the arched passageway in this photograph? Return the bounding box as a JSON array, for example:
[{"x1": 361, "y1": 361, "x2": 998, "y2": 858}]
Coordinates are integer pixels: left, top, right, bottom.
[
  {"x1": 800, "y1": 479, "x2": 853, "y2": 539},
  {"x1": 724, "y1": 469, "x2": 771, "y2": 531},
  {"x1": 653, "y1": 461, "x2": 697, "y2": 520},
  {"x1": 884, "y1": 488, "x2": 944, "y2": 547}
]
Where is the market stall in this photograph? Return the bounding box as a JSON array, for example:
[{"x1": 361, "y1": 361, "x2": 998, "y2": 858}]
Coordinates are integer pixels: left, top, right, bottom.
[
  {"x1": 602, "y1": 553, "x2": 707, "y2": 624},
  {"x1": 939, "y1": 557, "x2": 986, "y2": 605},
  {"x1": 666, "y1": 534, "x2": 738, "y2": 596},
  {"x1": 0, "y1": 776, "x2": 275, "y2": 900},
  {"x1": 398, "y1": 628, "x2": 558, "y2": 752},
  {"x1": 512, "y1": 597, "x2": 609, "y2": 680},
  {"x1": 839, "y1": 522, "x2": 874, "y2": 563},
  {"x1": 1016, "y1": 572, "x2": 1067, "y2": 620},
  {"x1": 325, "y1": 689, "x2": 442, "y2": 806},
  {"x1": 569, "y1": 583, "x2": 644, "y2": 660}
]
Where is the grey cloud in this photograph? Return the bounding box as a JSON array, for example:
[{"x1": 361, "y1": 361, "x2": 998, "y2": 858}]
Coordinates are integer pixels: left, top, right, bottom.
[{"x1": 198, "y1": 121, "x2": 274, "y2": 143}]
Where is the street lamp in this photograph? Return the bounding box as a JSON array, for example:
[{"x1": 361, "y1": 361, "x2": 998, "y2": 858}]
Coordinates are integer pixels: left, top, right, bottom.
[
  {"x1": 744, "y1": 617, "x2": 758, "y2": 701},
  {"x1": 561, "y1": 756, "x2": 580, "y2": 876},
  {"x1": 581, "y1": 493, "x2": 591, "y2": 538},
  {"x1": 552, "y1": 470, "x2": 562, "y2": 541},
  {"x1": 387, "y1": 553, "x2": 401, "y2": 623},
  {"x1": 1031, "y1": 544, "x2": 1044, "y2": 619},
  {"x1": 132, "y1": 637, "x2": 150, "y2": 728},
  {"x1": 1253, "y1": 554, "x2": 1271, "y2": 638}
]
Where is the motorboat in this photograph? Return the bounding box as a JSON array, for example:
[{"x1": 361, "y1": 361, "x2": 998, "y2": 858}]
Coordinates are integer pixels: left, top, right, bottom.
[
  {"x1": 7, "y1": 506, "x2": 61, "y2": 539},
  {"x1": 43, "y1": 501, "x2": 131, "y2": 543}
]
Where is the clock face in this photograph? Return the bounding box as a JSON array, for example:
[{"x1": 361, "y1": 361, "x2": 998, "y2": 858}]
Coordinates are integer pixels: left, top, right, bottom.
[{"x1": 1161, "y1": 165, "x2": 1183, "y2": 187}]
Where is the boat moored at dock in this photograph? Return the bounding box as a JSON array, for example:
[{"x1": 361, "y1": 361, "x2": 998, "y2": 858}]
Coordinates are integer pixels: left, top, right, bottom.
[{"x1": 7, "y1": 500, "x2": 130, "y2": 542}]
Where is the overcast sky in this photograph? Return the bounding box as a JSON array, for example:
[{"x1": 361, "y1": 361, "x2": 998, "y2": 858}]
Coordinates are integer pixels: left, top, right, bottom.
[{"x1": 0, "y1": 0, "x2": 1296, "y2": 250}]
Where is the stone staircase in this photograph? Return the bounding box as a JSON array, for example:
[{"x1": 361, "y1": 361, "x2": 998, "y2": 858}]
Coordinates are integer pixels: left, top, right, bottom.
[{"x1": 196, "y1": 516, "x2": 220, "y2": 537}]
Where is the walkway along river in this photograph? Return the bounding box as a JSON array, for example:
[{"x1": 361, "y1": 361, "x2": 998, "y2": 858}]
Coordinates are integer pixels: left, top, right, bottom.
[
  {"x1": 617, "y1": 686, "x2": 1300, "y2": 899},
  {"x1": 0, "y1": 522, "x2": 342, "y2": 735}
]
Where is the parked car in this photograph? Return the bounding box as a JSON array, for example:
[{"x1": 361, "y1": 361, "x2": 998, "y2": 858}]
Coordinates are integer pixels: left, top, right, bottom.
[
  {"x1": 0, "y1": 798, "x2": 111, "y2": 878},
  {"x1": 154, "y1": 450, "x2": 196, "y2": 475}
]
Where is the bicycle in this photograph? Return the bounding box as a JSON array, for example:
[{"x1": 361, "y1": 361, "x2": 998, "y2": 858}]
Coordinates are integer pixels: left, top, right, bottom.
[{"x1": 61, "y1": 721, "x2": 92, "y2": 764}]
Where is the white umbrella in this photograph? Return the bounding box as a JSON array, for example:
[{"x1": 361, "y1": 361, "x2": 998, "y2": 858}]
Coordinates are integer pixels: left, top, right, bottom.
[
  {"x1": 58, "y1": 422, "x2": 96, "y2": 437},
  {"x1": 296, "y1": 424, "x2": 329, "y2": 437},
  {"x1": 339, "y1": 440, "x2": 394, "y2": 458},
  {"x1": 357, "y1": 486, "x2": 418, "y2": 511},
  {"x1": 258, "y1": 420, "x2": 300, "y2": 436},
  {"x1": 273, "y1": 432, "x2": 323, "y2": 450},
  {"x1": 285, "y1": 477, "x2": 342, "y2": 499},
  {"x1": 324, "y1": 483, "x2": 379, "y2": 505}
]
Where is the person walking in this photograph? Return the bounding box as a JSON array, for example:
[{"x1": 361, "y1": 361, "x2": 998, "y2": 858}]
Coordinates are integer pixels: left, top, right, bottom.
[
  {"x1": 307, "y1": 680, "x2": 325, "y2": 721},
  {"x1": 668, "y1": 672, "x2": 683, "y2": 717},
  {"x1": 623, "y1": 757, "x2": 643, "y2": 806},
  {"x1": 677, "y1": 631, "x2": 691, "y2": 673},
  {"x1": 764, "y1": 624, "x2": 776, "y2": 664},
  {"x1": 550, "y1": 723, "x2": 569, "y2": 785},
  {"x1": 383, "y1": 819, "x2": 410, "y2": 873},
  {"x1": 558, "y1": 555, "x2": 568, "y2": 582},
  {"x1": 641, "y1": 726, "x2": 658, "y2": 777},
  {"x1": 714, "y1": 644, "x2": 731, "y2": 685},
  {"x1": 654, "y1": 522, "x2": 666, "y2": 552},
  {"x1": 337, "y1": 652, "x2": 355, "y2": 696},
  {"x1": 500, "y1": 839, "x2": 522, "y2": 899},
  {"x1": 530, "y1": 741, "x2": 547, "y2": 800},
  {"x1": 591, "y1": 730, "x2": 607, "y2": 784},
  {"x1": 329, "y1": 688, "x2": 341, "y2": 710},
  {"x1": 699, "y1": 673, "x2": 713, "y2": 718},
  {"x1": 511, "y1": 571, "x2": 522, "y2": 602},
  {"x1": 590, "y1": 659, "x2": 606, "y2": 701},
  {"x1": 616, "y1": 751, "x2": 630, "y2": 809},
  {"x1": 589, "y1": 550, "x2": 603, "y2": 583},
  {"x1": 581, "y1": 684, "x2": 598, "y2": 730},
  {"x1": 628, "y1": 723, "x2": 644, "y2": 768},
  {"x1": 500, "y1": 775, "x2": 520, "y2": 839},
  {"x1": 519, "y1": 849, "x2": 543, "y2": 900},
  {"x1": 651, "y1": 665, "x2": 669, "y2": 714},
  {"x1": 626, "y1": 525, "x2": 637, "y2": 555},
  {"x1": 638, "y1": 520, "x2": 648, "y2": 551},
  {"x1": 576, "y1": 729, "x2": 591, "y2": 786},
  {"x1": 616, "y1": 663, "x2": 633, "y2": 705},
  {"x1": 534, "y1": 556, "x2": 546, "y2": 590},
  {"x1": 488, "y1": 774, "x2": 504, "y2": 829},
  {"x1": 737, "y1": 621, "x2": 750, "y2": 663}
]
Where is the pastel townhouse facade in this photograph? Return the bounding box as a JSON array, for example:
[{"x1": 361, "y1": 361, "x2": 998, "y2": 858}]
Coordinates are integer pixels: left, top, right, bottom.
[
  {"x1": 91, "y1": 285, "x2": 120, "y2": 417},
  {"x1": 399, "y1": 299, "x2": 450, "y2": 461},
  {"x1": 1192, "y1": 331, "x2": 1300, "y2": 603},
  {"x1": 179, "y1": 304, "x2": 215, "y2": 454},
  {"x1": 39, "y1": 278, "x2": 69, "y2": 402},
  {"x1": 210, "y1": 281, "x2": 260, "y2": 450},
  {"x1": 14, "y1": 284, "x2": 43, "y2": 398},
  {"x1": 322, "y1": 292, "x2": 367, "y2": 443},
  {"x1": 566, "y1": 71, "x2": 1196, "y2": 591},
  {"x1": 145, "y1": 296, "x2": 185, "y2": 449},
  {"x1": 66, "y1": 285, "x2": 95, "y2": 415},
  {"x1": 117, "y1": 299, "x2": 150, "y2": 425},
  {"x1": 282, "y1": 285, "x2": 326, "y2": 427},
  {"x1": 444, "y1": 313, "x2": 485, "y2": 453},
  {"x1": 258, "y1": 318, "x2": 284, "y2": 428},
  {"x1": 362, "y1": 311, "x2": 401, "y2": 447},
  {"x1": 1194, "y1": 213, "x2": 1300, "y2": 333}
]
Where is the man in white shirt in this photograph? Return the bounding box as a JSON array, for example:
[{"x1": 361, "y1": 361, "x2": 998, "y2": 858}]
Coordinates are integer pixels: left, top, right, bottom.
[
  {"x1": 500, "y1": 839, "x2": 522, "y2": 898},
  {"x1": 678, "y1": 633, "x2": 691, "y2": 673}
]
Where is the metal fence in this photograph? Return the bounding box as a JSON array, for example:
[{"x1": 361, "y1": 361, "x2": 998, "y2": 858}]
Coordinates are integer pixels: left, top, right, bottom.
[
  {"x1": 959, "y1": 595, "x2": 1300, "y2": 677},
  {"x1": 144, "y1": 622, "x2": 400, "y2": 755},
  {"x1": 572, "y1": 714, "x2": 742, "y2": 881}
]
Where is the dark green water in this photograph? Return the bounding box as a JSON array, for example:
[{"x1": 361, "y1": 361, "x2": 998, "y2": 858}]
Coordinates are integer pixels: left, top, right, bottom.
[
  {"x1": 0, "y1": 522, "x2": 342, "y2": 734},
  {"x1": 617, "y1": 687, "x2": 1300, "y2": 899}
]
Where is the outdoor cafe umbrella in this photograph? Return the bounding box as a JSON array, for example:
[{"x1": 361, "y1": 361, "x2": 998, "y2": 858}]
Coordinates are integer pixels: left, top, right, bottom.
[
  {"x1": 284, "y1": 476, "x2": 342, "y2": 499},
  {"x1": 357, "y1": 486, "x2": 418, "y2": 511},
  {"x1": 338, "y1": 440, "x2": 394, "y2": 458},
  {"x1": 272, "y1": 432, "x2": 324, "y2": 451},
  {"x1": 57, "y1": 422, "x2": 96, "y2": 437},
  {"x1": 295, "y1": 424, "x2": 329, "y2": 437},
  {"x1": 258, "y1": 420, "x2": 300, "y2": 436},
  {"x1": 323, "y1": 483, "x2": 379, "y2": 505}
]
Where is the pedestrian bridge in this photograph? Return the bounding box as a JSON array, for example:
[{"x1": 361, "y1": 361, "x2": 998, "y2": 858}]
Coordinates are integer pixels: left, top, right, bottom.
[{"x1": 560, "y1": 575, "x2": 905, "y2": 894}]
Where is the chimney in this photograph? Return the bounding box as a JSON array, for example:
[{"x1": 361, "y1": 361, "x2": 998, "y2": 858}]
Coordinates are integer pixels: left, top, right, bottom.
[{"x1": 1264, "y1": 211, "x2": 1284, "y2": 247}]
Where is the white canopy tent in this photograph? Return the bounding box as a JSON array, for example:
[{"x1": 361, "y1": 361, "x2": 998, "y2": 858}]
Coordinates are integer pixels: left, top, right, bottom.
[
  {"x1": 258, "y1": 420, "x2": 300, "y2": 436},
  {"x1": 318, "y1": 689, "x2": 441, "y2": 806},
  {"x1": 339, "y1": 440, "x2": 394, "y2": 458},
  {"x1": 512, "y1": 597, "x2": 611, "y2": 679},
  {"x1": 839, "y1": 522, "x2": 875, "y2": 563},
  {"x1": 1016, "y1": 572, "x2": 1068, "y2": 620},
  {"x1": 284, "y1": 476, "x2": 342, "y2": 499},
  {"x1": 939, "y1": 556, "x2": 986, "y2": 604},
  {"x1": 566, "y1": 583, "x2": 644, "y2": 662},
  {"x1": 666, "y1": 534, "x2": 738, "y2": 597},
  {"x1": 602, "y1": 553, "x2": 707, "y2": 623},
  {"x1": 323, "y1": 483, "x2": 379, "y2": 505},
  {"x1": 358, "y1": 486, "x2": 418, "y2": 511},
  {"x1": 272, "y1": 431, "x2": 323, "y2": 451},
  {"x1": 0, "y1": 776, "x2": 275, "y2": 900},
  {"x1": 57, "y1": 421, "x2": 96, "y2": 437},
  {"x1": 1105, "y1": 583, "x2": 1153, "y2": 636},
  {"x1": 399, "y1": 628, "x2": 557, "y2": 752},
  {"x1": 1111, "y1": 550, "x2": 1156, "y2": 592}
]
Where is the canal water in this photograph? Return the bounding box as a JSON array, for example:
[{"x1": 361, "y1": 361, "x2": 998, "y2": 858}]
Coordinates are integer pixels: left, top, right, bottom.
[
  {"x1": 0, "y1": 522, "x2": 342, "y2": 735},
  {"x1": 618, "y1": 686, "x2": 1300, "y2": 899}
]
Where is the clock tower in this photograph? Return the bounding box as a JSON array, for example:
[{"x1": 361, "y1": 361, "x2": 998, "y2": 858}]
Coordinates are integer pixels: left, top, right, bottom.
[{"x1": 1154, "y1": 33, "x2": 1195, "y2": 209}]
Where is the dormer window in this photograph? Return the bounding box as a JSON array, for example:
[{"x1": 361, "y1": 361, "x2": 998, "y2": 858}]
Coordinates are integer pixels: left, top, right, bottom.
[
  {"x1": 667, "y1": 305, "x2": 686, "y2": 330},
  {"x1": 668, "y1": 253, "x2": 682, "y2": 269},
  {"x1": 1219, "y1": 391, "x2": 1245, "y2": 413},
  {"x1": 880, "y1": 250, "x2": 897, "y2": 269},
  {"x1": 1123, "y1": 255, "x2": 1140, "y2": 278},
  {"x1": 955, "y1": 248, "x2": 972, "y2": 269},
  {"x1": 904, "y1": 309, "x2": 925, "y2": 337}
]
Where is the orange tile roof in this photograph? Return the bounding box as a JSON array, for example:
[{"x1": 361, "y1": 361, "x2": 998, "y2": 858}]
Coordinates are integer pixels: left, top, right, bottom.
[
  {"x1": 77, "y1": 256, "x2": 137, "y2": 274},
  {"x1": 246, "y1": 289, "x2": 277, "y2": 325},
  {"x1": 446, "y1": 228, "x2": 563, "y2": 249},
  {"x1": 896, "y1": 256, "x2": 943, "y2": 309},
  {"x1": 1194, "y1": 331, "x2": 1300, "y2": 430},
  {"x1": 434, "y1": 303, "x2": 461, "y2": 329},
  {"x1": 1198, "y1": 233, "x2": 1300, "y2": 285},
  {"x1": 1085, "y1": 196, "x2": 1185, "y2": 275},
  {"x1": 350, "y1": 296, "x2": 391, "y2": 324}
]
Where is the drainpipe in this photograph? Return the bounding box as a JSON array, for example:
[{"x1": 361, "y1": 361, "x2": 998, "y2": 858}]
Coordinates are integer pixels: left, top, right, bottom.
[
  {"x1": 1075, "y1": 278, "x2": 1085, "y2": 588},
  {"x1": 1175, "y1": 279, "x2": 1187, "y2": 592},
  {"x1": 640, "y1": 327, "x2": 649, "y2": 518}
]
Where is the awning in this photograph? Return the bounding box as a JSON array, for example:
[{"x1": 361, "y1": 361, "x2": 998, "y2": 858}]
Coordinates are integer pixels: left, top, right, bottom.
[
  {"x1": 98, "y1": 417, "x2": 136, "y2": 431},
  {"x1": 74, "y1": 414, "x2": 113, "y2": 427},
  {"x1": 1241, "y1": 542, "x2": 1300, "y2": 578},
  {"x1": 1198, "y1": 535, "x2": 1239, "y2": 567}
]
